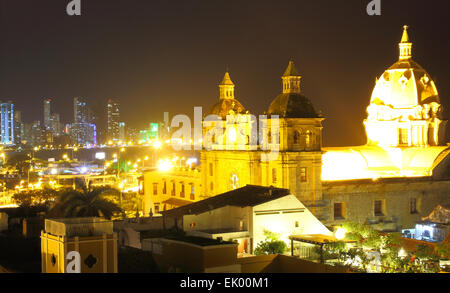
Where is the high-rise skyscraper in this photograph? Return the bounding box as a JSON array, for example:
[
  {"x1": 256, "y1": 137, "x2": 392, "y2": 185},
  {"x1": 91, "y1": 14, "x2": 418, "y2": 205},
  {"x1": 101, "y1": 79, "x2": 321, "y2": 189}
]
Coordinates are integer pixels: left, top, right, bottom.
[
  {"x1": 14, "y1": 110, "x2": 23, "y2": 144},
  {"x1": 43, "y1": 98, "x2": 52, "y2": 130},
  {"x1": 50, "y1": 113, "x2": 62, "y2": 137},
  {"x1": 119, "y1": 122, "x2": 126, "y2": 143},
  {"x1": 74, "y1": 97, "x2": 88, "y2": 123},
  {"x1": 107, "y1": 98, "x2": 120, "y2": 142},
  {"x1": 0, "y1": 101, "x2": 14, "y2": 145},
  {"x1": 71, "y1": 97, "x2": 97, "y2": 145}
]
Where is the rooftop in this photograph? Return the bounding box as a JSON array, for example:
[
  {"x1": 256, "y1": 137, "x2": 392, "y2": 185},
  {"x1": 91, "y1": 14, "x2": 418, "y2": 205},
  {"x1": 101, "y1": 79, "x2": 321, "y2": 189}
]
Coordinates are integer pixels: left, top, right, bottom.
[
  {"x1": 163, "y1": 235, "x2": 236, "y2": 247},
  {"x1": 161, "y1": 185, "x2": 290, "y2": 218}
]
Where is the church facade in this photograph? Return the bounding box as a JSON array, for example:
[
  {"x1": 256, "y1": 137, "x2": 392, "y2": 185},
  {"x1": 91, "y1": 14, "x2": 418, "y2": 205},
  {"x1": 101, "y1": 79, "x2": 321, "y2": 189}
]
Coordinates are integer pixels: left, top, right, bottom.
[{"x1": 142, "y1": 26, "x2": 450, "y2": 231}]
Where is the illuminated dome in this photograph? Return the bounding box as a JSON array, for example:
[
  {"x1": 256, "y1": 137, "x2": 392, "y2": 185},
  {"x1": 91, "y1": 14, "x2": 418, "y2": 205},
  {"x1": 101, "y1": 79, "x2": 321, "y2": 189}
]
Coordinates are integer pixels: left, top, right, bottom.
[
  {"x1": 207, "y1": 72, "x2": 248, "y2": 119},
  {"x1": 208, "y1": 98, "x2": 247, "y2": 118},
  {"x1": 364, "y1": 26, "x2": 447, "y2": 147},
  {"x1": 370, "y1": 46, "x2": 439, "y2": 108},
  {"x1": 267, "y1": 60, "x2": 319, "y2": 118}
]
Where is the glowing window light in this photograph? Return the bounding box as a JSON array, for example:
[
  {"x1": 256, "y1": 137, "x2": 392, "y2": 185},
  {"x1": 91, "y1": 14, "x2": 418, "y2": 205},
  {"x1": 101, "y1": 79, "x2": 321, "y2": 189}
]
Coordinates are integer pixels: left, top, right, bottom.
[
  {"x1": 51, "y1": 168, "x2": 57, "y2": 175},
  {"x1": 228, "y1": 127, "x2": 237, "y2": 144}
]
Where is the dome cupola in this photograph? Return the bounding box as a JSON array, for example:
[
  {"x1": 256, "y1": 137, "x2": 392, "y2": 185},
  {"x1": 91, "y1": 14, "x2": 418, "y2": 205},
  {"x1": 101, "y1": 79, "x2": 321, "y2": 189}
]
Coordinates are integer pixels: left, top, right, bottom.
[
  {"x1": 364, "y1": 26, "x2": 446, "y2": 147},
  {"x1": 267, "y1": 60, "x2": 319, "y2": 118}
]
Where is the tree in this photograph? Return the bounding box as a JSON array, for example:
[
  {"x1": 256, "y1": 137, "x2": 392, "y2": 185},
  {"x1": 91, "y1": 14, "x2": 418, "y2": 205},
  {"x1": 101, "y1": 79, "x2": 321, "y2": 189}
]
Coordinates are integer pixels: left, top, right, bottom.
[
  {"x1": 48, "y1": 179, "x2": 122, "y2": 220},
  {"x1": 13, "y1": 188, "x2": 59, "y2": 208},
  {"x1": 253, "y1": 230, "x2": 288, "y2": 256}
]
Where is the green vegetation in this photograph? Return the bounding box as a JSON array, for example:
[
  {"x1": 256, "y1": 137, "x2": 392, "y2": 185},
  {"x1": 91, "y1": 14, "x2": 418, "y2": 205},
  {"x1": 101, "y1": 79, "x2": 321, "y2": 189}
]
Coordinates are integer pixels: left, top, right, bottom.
[
  {"x1": 254, "y1": 230, "x2": 289, "y2": 256},
  {"x1": 48, "y1": 180, "x2": 122, "y2": 219},
  {"x1": 321, "y1": 222, "x2": 444, "y2": 273},
  {"x1": 13, "y1": 188, "x2": 59, "y2": 208}
]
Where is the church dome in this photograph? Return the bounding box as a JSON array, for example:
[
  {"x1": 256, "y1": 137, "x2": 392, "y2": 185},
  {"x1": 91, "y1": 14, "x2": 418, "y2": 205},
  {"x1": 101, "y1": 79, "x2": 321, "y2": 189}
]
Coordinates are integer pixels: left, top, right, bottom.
[
  {"x1": 267, "y1": 60, "x2": 320, "y2": 118},
  {"x1": 207, "y1": 72, "x2": 248, "y2": 118},
  {"x1": 208, "y1": 98, "x2": 247, "y2": 118},
  {"x1": 267, "y1": 93, "x2": 319, "y2": 118},
  {"x1": 370, "y1": 26, "x2": 439, "y2": 108}
]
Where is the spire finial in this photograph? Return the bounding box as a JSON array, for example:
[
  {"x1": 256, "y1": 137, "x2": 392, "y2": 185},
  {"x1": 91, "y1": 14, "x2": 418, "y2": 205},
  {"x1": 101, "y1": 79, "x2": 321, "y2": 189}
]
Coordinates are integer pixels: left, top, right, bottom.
[
  {"x1": 219, "y1": 71, "x2": 235, "y2": 99},
  {"x1": 399, "y1": 25, "x2": 412, "y2": 60},
  {"x1": 401, "y1": 25, "x2": 410, "y2": 43},
  {"x1": 282, "y1": 60, "x2": 302, "y2": 94}
]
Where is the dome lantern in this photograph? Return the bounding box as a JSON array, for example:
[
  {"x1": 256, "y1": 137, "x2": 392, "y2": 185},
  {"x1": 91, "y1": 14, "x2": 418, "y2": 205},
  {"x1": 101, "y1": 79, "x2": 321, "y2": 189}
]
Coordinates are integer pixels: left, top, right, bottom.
[
  {"x1": 219, "y1": 72, "x2": 235, "y2": 100},
  {"x1": 399, "y1": 25, "x2": 412, "y2": 60},
  {"x1": 282, "y1": 59, "x2": 302, "y2": 94}
]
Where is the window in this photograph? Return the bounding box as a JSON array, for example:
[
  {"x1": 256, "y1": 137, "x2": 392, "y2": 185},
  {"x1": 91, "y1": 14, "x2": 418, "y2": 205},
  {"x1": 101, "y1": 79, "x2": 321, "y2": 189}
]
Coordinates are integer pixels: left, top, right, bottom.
[
  {"x1": 295, "y1": 221, "x2": 299, "y2": 228},
  {"x1": 171, "y1": 182, "x2": 176, "y2": 196},
  {"x1": 374, "y1": 200, "x2": 384, "y2": 216},
  {"x1": 334, "y1": 202, "x2": 345, "y2": 220},
  {"x1": 154, "y1": 204, "x2": 160, "y2": 214},
  {"x1": 299, "y1": 167, "x2": 307, "y2": 182},
  {"x1": 398, "y1": 128, "x2": 409, "y2": 145},
  {"x1": 209, "y1": 163, "x2": 213, "y2": 176},
  {"x1": 190, "y1": 222, "x2": 196, "y2": 229},
  {"x1": 152, "y1": 183, "x2": 158, "y2": 195},
  {"x1": 305, "y1": 130, "x2": 311, "y2": 147},
  {"x1": 190, "y1": 184, "x2": 195, "y2": 200},
  {"x1": 294, "y1": 131, "x2": 300, "y2": 144},
  {"x1": 210, "y1": 182, "x2": 214, "y2": 191},
  {"x1": 138, "y1": 179, "x2": 144, "y2": 195},
  {"x1": 231, "y1": 174, "x2": 239, "y2": 190},
  {"x1": 162, "y1": 180, "x2": 167, "y2": 194},
  {"x1": 239, "y1": 220, "x2": 244, "y2": 231},
  {"x1": 272, "y1": 168, "x2": 277, "y2": 184},
  {"x1": 180, "y1": 183, "x2": 185, "y2": 198},
  {"x1": 267, "y1": 131, "x2": 272, "y2": 144},
  {"x1": 410, "y1": 198, "x2": 418, "y2": 214}
]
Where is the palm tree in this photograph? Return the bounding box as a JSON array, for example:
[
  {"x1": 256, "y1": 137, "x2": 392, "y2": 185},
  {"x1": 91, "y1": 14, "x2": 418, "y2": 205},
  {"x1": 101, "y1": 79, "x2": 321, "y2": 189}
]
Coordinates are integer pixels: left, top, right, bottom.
[{"x1": 48, "y1": 179, "x2": 122, "y2": 220}]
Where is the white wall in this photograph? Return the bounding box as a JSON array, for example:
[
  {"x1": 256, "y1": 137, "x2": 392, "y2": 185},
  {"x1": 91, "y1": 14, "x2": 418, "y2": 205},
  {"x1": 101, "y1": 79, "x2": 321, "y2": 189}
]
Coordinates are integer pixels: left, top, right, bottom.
[
  {"x1": 183, "y1": 206, "x2": 250, "y2": 232},
  {"x1": 252, "y1": 194, "x2": 331, "y2": 246}
]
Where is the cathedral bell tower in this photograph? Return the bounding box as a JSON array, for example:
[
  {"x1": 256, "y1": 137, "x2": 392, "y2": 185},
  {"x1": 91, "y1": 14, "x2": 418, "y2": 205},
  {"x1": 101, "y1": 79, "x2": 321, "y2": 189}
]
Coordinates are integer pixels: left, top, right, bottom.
[{"x1": 263, "y1": 60, "x2": 326, "y2": 220}]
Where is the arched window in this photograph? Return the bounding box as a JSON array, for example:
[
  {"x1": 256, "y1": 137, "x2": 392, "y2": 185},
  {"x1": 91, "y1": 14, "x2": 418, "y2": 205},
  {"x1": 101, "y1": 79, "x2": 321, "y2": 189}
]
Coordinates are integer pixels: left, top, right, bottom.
[
  {"x1": 231, "y1": 174, "x2": 239, "y2": 190},
  {"x1": 272, "y1": 168, "x2": 277, "y2": 184},
  {"x1": 293, "y1": 130, "x2": 301, "y2": 144},
  {"x1": 306, "y1": 130, "x2": 312, "y2": 147}
]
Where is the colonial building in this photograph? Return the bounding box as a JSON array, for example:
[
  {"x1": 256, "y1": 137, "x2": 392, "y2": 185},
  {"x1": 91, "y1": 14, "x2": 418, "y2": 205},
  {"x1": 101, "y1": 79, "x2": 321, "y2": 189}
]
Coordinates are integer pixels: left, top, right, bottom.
[
  {"x1": 143, "y1": 26, "x2": 450, "y2": 231},
  {"x1": 321, "y1": 26, "x2": 450, "y2": 230},
  {"x1": 141, "y1": 166, "x2": 202, "y2": 215}
]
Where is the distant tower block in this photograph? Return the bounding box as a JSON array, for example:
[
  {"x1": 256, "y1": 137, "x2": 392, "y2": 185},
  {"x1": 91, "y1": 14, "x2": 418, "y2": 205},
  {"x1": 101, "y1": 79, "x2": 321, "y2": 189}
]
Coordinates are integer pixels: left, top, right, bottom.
[{"x1": 41, "y1": 218, "x2": 118, "y2": 273}]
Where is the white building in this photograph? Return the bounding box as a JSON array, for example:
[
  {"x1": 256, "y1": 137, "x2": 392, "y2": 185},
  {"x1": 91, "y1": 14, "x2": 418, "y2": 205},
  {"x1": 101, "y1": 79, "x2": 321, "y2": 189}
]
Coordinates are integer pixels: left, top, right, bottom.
[{"x1": 161, "y1": 185, "x2": 331, "y2": 254}]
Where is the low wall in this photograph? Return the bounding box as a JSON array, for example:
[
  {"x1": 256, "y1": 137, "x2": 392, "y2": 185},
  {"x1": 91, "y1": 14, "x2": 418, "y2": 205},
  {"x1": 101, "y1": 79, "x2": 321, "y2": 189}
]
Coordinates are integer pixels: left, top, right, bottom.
[{"x1": 238, "y1": 254, "x2": 349, "y2": 273}]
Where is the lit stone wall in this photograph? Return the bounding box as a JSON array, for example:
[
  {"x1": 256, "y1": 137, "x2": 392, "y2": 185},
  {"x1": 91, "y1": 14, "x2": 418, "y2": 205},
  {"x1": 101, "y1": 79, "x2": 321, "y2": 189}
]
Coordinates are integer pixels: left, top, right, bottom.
[{"x1": 323, "y1": 179, "x2": 450, "y2": 230}]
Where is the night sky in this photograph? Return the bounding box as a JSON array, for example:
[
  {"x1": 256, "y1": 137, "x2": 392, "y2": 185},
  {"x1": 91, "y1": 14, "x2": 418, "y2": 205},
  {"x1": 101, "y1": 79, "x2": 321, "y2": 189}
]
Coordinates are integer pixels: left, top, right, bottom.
[{"x1": 0, "y1": 0, "x2": 449, "y2": 146}]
